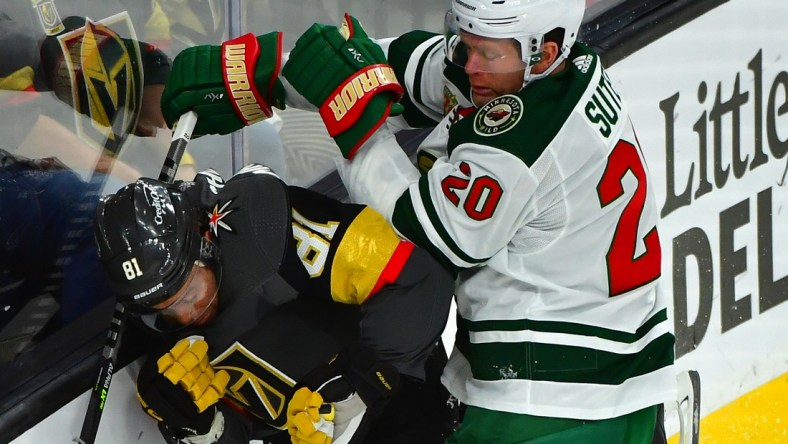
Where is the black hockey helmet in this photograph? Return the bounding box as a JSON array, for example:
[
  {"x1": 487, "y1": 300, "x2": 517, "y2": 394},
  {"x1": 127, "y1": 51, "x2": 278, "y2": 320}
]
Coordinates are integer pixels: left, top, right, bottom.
[{"x1": 93, "y1": 178, "x2": 216, "y2": 312}]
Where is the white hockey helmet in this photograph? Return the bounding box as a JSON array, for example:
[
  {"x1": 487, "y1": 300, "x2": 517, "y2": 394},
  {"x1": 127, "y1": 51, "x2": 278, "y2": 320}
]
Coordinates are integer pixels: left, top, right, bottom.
[{"x1": 445, "y1": 0, "x2": 585, "y2": 83}]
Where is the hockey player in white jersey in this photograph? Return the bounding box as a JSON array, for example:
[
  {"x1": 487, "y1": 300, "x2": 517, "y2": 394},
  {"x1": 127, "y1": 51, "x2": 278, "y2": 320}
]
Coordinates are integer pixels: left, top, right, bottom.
[
  {"x1": 279, "y1": 1, "x2": 677, "y2": 443},
  {"x1": 157, "y1": 0, "x2": 677, "y2": 441}
]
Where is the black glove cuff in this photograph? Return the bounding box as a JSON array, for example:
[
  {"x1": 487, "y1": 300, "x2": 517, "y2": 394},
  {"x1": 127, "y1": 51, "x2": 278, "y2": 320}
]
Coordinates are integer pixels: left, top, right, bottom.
[
  {"x1": 338, "y1": 342, "x2": 401, "y2": 413},
  {"x1": 298, "y1": 342, "x2": 401, "y2": 416}
]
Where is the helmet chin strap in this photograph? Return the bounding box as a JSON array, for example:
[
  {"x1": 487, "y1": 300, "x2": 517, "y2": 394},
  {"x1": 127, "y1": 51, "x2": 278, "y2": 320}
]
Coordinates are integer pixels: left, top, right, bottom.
[{"x1": 522, "y1": 45, "x2": 571, "y2": 88}]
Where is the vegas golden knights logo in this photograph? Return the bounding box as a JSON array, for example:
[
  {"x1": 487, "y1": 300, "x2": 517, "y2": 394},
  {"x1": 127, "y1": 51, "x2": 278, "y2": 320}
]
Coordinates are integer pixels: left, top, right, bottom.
[
  {"x1": 211, "y1": 342, "x2": 296, "y2": 429},
  {"x1": 54, "y1": 13, "x2": 142, "y2": 154},
  {"x1": 32, "y1": 0, "x2": 65, "y2": 35}
]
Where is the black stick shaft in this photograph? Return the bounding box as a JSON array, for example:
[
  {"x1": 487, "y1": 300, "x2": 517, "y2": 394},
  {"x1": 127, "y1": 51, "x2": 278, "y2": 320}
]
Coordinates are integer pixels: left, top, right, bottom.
[
  {"x1": 77, "y1": 303, "x2": 125, "y2": 444},
  {"x1": 77, "y1": 111, "x2": 198, "y2": 444},
  {"x1": 159, "y1": 111, "x2": 199, "y2": 183}
]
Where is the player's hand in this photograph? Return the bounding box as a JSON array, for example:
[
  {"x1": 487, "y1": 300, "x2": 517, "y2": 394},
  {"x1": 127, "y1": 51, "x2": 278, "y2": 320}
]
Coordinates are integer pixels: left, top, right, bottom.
[
  {"x1": 287, "y1": 387, "x2": 336, "y2": 444},
  {"x1": 282, "y1": 14, "x2": 404, "y2": 159},
  {"x1": 161, "y1": 32, "x2": 286, "y2": 137},
  {"x1": 286, "y1": 385, "x2": 370, "y2": 444},
  {"x1": 157, "y1": 338, "x2": 230, "y2": 412},
  {"x1": 136, "y1": 338, "x2": 230, "y2": 437},
  {"x1": 287, "y1": 343, "x2": 401, "y2": 444}
]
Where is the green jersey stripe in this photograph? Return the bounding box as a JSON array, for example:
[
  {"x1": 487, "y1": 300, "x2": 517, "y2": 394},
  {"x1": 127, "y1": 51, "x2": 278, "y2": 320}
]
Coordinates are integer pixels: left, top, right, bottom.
[
  {"x1": 455, "y1": 325, "x2": 675, "y2": 384},
  {"x1": 392, "y1": 188, "x2": 460, "y2": 276},
  {"x1": 411, "y1": 38, "x2": 443, "y2": 108},
  {"x1": 388, "y1": 31, "x2": 442, "y2": 128},
  {"x1": 461, "y1": 309, "x2": 668, "y2": 344},
  {"x1": 417, "y1": 176, "x2": 487, "y2": 265}
]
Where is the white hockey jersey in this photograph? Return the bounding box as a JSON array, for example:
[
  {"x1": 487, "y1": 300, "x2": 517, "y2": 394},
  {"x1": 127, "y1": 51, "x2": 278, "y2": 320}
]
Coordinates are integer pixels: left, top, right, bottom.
[{"x1": 338, "y1": 34, "x2": 676, "y2": 420}]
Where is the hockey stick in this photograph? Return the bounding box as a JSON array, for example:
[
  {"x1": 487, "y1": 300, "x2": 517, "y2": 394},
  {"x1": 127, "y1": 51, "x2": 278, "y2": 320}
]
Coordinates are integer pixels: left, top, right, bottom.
[
  {"x1": 665, "y1": 369, "x2": 701, "y2": 444},
  {"x1": 77, "y1": 111, "x2": 198, "y2": 444}
]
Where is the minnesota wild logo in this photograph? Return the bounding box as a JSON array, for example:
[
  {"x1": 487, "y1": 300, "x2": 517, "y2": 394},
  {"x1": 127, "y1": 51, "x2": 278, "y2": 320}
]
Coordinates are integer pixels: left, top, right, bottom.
[{"x1": 474, "y1": 95, "x2": 523, "y2": 136}]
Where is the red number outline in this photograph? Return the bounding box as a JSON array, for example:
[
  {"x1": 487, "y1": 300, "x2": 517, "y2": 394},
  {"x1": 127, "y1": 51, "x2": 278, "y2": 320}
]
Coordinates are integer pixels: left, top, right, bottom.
[
  {"x1": 440, "y1": 162, "x2": 503, "y2": 221},
  {"x1": 597, "y1": 140, "x2": 661, "y2": 296}
]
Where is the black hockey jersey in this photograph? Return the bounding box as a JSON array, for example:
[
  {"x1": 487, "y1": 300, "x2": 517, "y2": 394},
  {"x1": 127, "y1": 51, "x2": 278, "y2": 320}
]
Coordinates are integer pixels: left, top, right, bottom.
[{"x1": 173, "y1": 165, "x2": 454, "y2": 439}]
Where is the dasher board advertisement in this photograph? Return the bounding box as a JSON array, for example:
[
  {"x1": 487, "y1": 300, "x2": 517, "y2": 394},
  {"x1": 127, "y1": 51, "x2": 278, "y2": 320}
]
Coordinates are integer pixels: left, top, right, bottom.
[{"x1": 609, "y1": 0, "x2": 788, "y2": 440}]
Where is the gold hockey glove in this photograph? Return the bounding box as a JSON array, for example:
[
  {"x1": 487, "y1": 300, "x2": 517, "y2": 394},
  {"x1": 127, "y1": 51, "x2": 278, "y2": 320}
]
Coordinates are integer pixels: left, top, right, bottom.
[
  {"x1": 287, "y1": 387, "x2": 336, "y2": 444},
  {"x1": 136, "y1": 338, "x2": 229, "y2": 439}
]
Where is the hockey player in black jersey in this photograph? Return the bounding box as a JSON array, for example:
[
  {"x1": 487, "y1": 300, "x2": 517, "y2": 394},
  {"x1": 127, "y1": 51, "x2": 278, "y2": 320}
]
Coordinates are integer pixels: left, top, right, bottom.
[{"x1": 93, "y1": 164, "x2": 456, "y2": 444}]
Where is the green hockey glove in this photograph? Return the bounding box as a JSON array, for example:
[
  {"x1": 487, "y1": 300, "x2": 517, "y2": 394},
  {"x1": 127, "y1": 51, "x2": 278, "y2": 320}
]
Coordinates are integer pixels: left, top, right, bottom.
[
  {"x1": 161, "y1": 32, "x2": 286, "y2": 137},
  {"x1": 282, "y1": 14, "x2": 404, "y2": 159}
]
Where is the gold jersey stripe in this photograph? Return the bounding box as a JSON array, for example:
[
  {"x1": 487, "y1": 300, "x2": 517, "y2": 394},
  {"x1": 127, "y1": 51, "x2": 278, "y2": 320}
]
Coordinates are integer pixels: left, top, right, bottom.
[
  {"x1": 668, "y1": 372, "x2": 788, "y2": 444},
  {"x1": 331, "y1": 207, "x2": 404, "y2": 305}
]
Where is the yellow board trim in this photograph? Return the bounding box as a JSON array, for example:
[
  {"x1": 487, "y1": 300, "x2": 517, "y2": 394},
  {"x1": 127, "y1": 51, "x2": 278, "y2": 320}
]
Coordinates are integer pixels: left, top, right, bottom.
[{"x1": 668, "y1": 372, "x2": 788, "y2": 444}]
